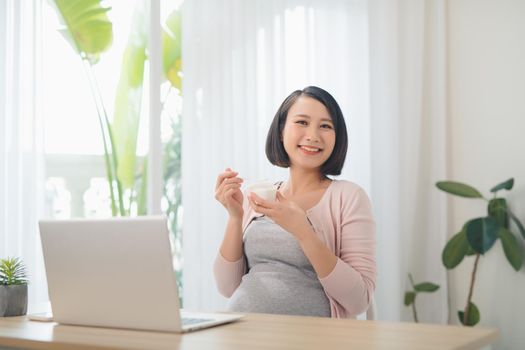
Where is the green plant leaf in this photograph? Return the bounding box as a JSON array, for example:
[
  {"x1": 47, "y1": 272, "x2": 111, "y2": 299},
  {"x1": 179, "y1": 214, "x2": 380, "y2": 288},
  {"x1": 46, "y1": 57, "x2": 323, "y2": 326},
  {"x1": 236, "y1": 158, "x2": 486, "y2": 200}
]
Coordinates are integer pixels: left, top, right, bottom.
[
  {"x1": 404, "y1": 291, "x2": 416, "y2": 306},
  {"x1": 490, "y1": 178, "x2": 514, "y2": 193},
  {"x1": 436, "y1": 181, "x2": 483, "y2": 198},
  {"x1": 508, "y1": 210, "x2": 525, "y2": 240},
  {"x1": 50, "y1": 0, "x2": 113, "y2": 64},
  {"x1": 162, "y1": 9, "x2": 182, "y2": 89},
  {"x1": 465, "y1": 245, "x2": 477, "y2": 256},
  {"x1": 466, "y1": 217, "x2": 500, "y2": 254},
  {"x1": 50, "y1": 0, "x2": 121, "y2": 214},
  {"x1": 498, "y1": 227, "x2": 523, "y2": 271},
  {"x1": 112, "y1": 2, "x2": 148, "y2": 192},
  {"x1": 458, "y1": 302, "x2": 480, "y2": 326},
  {"x1": 442, "y1": 229, "x2": 469, "y2": 269},
  {"x1": 414, "y1": 282, "x2": 440, "y2": 293},
  {"x1": 137, "y1": 157, "x2": 148, "y2": 215},
  {"x1": 0, "y1": 257, "x2": 28, "y2": 285},
  {"x1": 488, "y1": 198, "x2": 509, "y2": 229}
]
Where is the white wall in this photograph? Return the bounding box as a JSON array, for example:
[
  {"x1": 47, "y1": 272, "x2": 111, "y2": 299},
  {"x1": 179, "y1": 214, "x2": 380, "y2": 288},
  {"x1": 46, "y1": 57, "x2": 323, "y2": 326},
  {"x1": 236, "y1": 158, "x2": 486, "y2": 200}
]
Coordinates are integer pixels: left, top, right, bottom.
[{"x1": 448, "y1": 0, "x2": 525, "y2": 348}]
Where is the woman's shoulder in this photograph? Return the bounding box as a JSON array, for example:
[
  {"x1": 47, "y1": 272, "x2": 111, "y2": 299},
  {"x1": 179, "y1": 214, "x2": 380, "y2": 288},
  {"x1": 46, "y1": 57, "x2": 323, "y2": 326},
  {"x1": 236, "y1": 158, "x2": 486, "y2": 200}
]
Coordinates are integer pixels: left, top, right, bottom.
[
  {"x1": 329, "y1": 179, "x2": 373, "y2": 214},
  {"x1": 330, "y1": 179, "x2": 368, "y2": 196}
]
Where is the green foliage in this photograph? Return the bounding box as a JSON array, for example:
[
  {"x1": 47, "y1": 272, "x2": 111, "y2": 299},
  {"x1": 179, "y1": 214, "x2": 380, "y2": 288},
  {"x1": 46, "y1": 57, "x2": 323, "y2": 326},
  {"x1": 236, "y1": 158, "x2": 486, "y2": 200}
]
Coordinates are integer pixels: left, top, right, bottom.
[
  {"x1": 465, "y1": 217, "x2": 499, "y2": 254},
  {"x1": 107, "y1": 4, "x2": 183, "y2": 215},
  {"x1": 50, "y1": 0, "x2": 113, "y2": 64},
  {"x1": 414, "y1": 282, "x2": 440, "y2": 293},
  {"x1": 442, "y1": 229, "x2": 469, "y2": 268},
  {"x1": 435, "y1": 181, "x2": 483, "y2": 198},
  {"x1": 50, "y1": 1, "x2": 184, "y2": 218},
  {"x1": 404, "y1": 291, "x2": 416, "y2": 306},
  {"x1": 49, "y1": 0, "x2": 184, "y2": 302},
  {"x1": 498, "y1": 227, "x2": 523, "y2": 271},
  {"x1": 488, "y1": 198, "x2": 508, "y2": 228},
  {"x1": 465, "y1": 245, "x2": 477, "y2": 256},
  {"x1": 490, "y1": 178, "x2": 514, "y2": 193},
  {"x1": 404, "y1": 273, "x2": 439, "y2": 322},
  {"x1": 112, "y1": 3, "x2": 148, "y2": 193},
  {"x1": 50, "y1": 0, "x2": 124, "y2": 215},
  {"x1": 436, "y1": 178, "x2": 524, "y2": 271},
  {"x1": 162, "y1": 9, "x2": 182, "y2": 90},
  {"x1": 0, "y1": 257, "x2": 28, "y2": 286},
  {"x1": 436, "y1": 178, "x2": 525, "y2": 326},
  {"x1": 508, "y1": 210, "x2": 525, "y2": 240},
  {"x1": 458, "y1": 302, "x2": 480, "y2": 326}
]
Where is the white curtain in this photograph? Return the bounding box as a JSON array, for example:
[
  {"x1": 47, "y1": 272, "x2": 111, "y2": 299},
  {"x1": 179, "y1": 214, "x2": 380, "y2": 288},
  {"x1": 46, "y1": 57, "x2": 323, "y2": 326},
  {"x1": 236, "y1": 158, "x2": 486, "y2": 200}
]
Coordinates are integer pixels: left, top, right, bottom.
[
  {"x1": 182, "y1": 0, "x2": 448, "y2": 323},
  {"x1": 0, "y1": 0, "x2": 48, "y2": 312},
  {"x1": 368, "y1": 0, "x2": 448, "y2": 323},
  {"x1": 182, "y1": 0, "x2": 370, "y2": 311}
]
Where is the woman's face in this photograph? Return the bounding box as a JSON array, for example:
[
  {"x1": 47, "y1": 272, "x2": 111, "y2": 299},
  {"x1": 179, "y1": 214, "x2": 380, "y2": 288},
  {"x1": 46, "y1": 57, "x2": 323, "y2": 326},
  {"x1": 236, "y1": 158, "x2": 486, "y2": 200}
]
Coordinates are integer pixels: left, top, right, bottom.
[{"x1": 281, "y1": 96, "x2": 336, "y2": 172}]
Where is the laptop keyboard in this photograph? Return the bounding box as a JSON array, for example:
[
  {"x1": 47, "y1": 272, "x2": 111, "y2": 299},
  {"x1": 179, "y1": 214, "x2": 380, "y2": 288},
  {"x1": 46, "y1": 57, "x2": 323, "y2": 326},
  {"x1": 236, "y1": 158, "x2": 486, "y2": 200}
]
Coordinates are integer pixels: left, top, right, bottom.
[{"x1": 181, "y1": 317, "x2": 213, "y2": 326}]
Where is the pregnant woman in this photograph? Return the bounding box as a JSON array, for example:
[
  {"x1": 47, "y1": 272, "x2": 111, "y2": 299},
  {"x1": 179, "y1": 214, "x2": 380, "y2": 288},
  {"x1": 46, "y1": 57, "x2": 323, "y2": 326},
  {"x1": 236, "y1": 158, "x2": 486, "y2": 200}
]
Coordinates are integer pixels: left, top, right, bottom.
[{"x1": 213, "y1": 86, "x2": 376, "y2": 318}]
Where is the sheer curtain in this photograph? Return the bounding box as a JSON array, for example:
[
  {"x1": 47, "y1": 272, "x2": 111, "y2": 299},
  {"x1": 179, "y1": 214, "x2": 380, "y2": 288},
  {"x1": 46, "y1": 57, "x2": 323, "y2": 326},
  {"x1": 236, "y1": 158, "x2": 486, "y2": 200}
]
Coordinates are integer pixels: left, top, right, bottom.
[
  {"x1": 182, "y1": 0, "x2": 448, "y2": 322},
  {"x1": 368, "y1": 0, "x2": 448, "y2": 322},
  {"x1": 0, "y1": 0, "x2": 48, "y2": 311},
  {"x1": 182, "y1": 0, "x2": 370, "y2": 311}
]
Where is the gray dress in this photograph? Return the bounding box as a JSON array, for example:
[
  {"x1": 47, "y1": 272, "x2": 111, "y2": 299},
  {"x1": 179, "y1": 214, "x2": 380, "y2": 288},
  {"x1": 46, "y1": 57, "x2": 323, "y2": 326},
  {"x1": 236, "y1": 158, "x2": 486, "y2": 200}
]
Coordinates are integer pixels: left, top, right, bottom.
[{"x1": 227, "y1": 216, "x2": 331, "y2": 317}]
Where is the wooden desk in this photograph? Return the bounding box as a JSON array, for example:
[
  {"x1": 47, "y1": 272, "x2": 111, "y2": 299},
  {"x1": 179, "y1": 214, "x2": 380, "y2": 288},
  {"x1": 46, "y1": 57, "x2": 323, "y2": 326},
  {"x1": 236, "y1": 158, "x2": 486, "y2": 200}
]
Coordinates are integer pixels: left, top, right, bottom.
[{"x1": 0, "y1": 313, "x2": 498, "y2": 350}]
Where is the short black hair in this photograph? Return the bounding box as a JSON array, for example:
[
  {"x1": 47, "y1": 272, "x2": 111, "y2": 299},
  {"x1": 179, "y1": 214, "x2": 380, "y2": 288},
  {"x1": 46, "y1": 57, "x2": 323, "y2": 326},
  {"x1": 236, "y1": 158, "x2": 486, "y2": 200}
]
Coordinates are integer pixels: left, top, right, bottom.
[{"x1": 265, "y1": 86, "x2": 348, "y2": 176}]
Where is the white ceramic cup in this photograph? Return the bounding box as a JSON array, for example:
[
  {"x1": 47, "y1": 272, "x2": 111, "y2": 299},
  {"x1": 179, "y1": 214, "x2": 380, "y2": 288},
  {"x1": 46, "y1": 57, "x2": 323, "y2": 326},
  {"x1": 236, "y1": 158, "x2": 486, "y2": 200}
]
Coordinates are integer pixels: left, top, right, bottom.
[{"x1": 247, "y1": 181, "x2": 277, "y2": 202}]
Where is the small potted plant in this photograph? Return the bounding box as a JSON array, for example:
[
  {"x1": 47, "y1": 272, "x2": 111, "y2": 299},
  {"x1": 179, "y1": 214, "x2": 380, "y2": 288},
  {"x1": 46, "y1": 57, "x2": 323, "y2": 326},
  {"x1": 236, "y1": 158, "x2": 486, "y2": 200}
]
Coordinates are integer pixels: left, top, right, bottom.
[{"x1": 0, "y1": 257, "x2": 28, "y2": 317}]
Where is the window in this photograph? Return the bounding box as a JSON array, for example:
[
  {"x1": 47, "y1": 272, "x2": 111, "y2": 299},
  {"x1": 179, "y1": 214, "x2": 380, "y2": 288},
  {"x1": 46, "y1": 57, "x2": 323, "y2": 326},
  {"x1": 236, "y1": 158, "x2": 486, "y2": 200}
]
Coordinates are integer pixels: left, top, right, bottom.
[{"x1": 42, "y1": 0, "x2": 183, "y2": 300}]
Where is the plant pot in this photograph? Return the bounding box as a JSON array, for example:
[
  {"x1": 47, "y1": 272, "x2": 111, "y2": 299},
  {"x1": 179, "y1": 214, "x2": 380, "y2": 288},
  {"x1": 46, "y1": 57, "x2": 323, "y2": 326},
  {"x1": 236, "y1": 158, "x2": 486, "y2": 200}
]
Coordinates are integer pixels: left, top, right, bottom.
[{"x1": 0, "y1": 285, "x2": 28, "y2": 317}]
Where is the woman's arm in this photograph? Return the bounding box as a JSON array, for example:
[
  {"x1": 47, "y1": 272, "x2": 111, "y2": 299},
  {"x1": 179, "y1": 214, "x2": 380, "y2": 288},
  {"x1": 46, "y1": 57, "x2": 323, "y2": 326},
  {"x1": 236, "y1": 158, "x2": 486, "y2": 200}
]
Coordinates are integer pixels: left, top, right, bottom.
[
  {"x1": 213, "y1": 217, "x2": 246, "y2": 297},
  {"x1": 297, "y1": 234, "x2": 337, "y2": 278},
  {"x1": 317, "y1": 187, "x2": 376, "y2": 317},
  {"x1": 213, "y1": 169, "x2": 247, "y2": 297},
  {"x1": 293, "y1": 188, "x2": 375, "y2": 317},
  {"x1": 219, "y1": 217, "x2": 244, "y2": 261},
  {"x1": 247, "y1": 186, "x2": 376, "y2": 316},
  {"x1": 248, "y1": 190, "x2": 340, "y2": 276}
]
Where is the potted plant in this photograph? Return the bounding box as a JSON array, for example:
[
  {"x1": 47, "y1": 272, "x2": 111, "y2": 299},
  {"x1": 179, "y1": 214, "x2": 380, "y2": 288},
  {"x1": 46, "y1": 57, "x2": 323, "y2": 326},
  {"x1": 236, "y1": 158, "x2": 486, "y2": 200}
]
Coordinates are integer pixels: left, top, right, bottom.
[
  {"x1": 0, "y1": 257, "x2": 28, "y2": 317},
  {"x1": 437, "y1": 178, "x2": 524, "y2": 326}
]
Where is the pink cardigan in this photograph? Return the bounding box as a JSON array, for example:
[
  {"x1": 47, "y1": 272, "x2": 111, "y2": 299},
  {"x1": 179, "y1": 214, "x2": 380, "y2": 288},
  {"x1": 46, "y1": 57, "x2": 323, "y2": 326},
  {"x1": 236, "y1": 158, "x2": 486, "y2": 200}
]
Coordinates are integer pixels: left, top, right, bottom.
[{"x1": 213, "y1": 179, "x2": 376, "y2": 318}]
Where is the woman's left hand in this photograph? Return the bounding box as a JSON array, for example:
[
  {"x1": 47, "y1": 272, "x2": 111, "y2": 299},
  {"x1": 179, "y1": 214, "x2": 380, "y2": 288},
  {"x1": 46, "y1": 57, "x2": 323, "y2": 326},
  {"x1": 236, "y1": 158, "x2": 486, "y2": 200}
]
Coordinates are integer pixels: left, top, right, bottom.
[{"x1": 248, "y1": 191, "x2": 313, "y2": 241}]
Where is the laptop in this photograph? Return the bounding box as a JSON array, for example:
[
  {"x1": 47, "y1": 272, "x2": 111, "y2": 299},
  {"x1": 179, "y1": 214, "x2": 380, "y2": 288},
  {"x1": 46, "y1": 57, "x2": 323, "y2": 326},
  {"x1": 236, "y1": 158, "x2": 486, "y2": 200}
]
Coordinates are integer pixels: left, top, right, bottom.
[{"x1": 37, "y1": 216, "x2": 242, "y2": 332}]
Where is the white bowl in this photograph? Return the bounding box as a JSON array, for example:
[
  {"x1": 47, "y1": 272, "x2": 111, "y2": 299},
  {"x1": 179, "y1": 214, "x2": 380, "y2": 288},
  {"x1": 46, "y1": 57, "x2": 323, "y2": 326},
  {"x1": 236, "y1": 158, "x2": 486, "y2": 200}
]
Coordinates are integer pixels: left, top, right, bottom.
[{"x1": 247, "y1": 182, "x2": 277, "y2": 202}]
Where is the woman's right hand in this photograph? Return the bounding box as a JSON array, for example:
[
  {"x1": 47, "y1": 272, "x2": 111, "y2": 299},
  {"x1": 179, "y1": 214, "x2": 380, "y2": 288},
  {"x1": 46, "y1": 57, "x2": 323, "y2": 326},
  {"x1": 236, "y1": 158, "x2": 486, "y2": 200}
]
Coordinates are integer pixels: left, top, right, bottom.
[{"x1": 214, "y1": 168, "x2": 244, "y2": 219}]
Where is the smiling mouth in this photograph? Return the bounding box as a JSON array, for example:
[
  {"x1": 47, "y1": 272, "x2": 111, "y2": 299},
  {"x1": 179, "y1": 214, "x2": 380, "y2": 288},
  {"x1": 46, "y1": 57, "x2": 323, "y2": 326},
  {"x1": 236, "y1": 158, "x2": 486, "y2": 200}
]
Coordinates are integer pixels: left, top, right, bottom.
[{"x1": 298, "y1": 145, "x2": 322, "y2": 153}]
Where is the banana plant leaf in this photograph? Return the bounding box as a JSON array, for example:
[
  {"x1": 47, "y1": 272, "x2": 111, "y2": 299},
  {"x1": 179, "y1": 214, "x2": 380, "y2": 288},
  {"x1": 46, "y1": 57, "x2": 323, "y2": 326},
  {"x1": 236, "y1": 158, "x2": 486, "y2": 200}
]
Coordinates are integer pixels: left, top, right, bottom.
[
  {"x1": 112, "y1": 1, "x2": 148, "y2": 192},
  {"x1": 162, "y1": 9, "x2": 182, "y2": 89},
  {"x1": 50, "y1": 0, "x2": 113, "y2": 64},
  {"x1": 136, "y1": 158, "x2": 148, "y2": 216},
  {"x1": 49, "y1": 0, "x2": 122, "y2": 214},
  {"x1": 113, "y1": 5, "x2": 182, "y2": 214}
]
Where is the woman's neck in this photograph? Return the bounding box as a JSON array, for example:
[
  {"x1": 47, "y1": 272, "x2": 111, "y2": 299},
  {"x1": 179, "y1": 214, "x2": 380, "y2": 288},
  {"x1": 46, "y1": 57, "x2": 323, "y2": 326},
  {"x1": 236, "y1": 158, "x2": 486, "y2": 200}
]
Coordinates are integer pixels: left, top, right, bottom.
[{"x1": 285, "y1": 167, "x2": 329, "y2": 195}]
